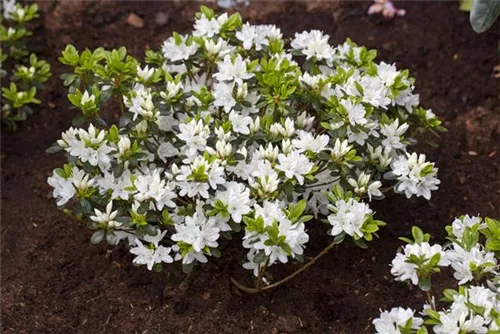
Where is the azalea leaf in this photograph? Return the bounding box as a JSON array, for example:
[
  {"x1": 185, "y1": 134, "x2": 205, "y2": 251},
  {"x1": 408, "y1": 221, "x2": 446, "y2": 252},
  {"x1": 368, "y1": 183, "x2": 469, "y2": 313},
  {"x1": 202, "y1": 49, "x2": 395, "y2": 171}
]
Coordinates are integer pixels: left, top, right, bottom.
[{"x1": 470, "y1": 0, "x2": 500, "y2": 33}]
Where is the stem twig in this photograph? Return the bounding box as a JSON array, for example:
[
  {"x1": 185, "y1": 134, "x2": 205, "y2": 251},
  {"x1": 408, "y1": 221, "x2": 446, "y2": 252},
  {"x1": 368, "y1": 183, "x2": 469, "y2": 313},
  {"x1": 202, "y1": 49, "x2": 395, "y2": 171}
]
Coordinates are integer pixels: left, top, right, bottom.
[
  {"x1": 255, "y1": 257, "x2": 270, "y2": 291},
  {"x1": 426, "y1": 290, "x2": 436, "y2": 311},
  {"x1": 231, "y1": 240, "x2": 337, "y2": 293}
]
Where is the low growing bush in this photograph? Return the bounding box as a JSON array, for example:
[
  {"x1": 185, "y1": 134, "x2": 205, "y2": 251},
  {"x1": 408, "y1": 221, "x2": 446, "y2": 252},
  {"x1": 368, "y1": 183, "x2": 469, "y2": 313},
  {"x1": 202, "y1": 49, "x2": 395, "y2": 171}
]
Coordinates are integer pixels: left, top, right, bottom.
[
  {"x1": 373, "y1": 216, "x2": 500, "y2": 333},
  {"x1": 1, "y1": 0, "x2": 51, "y2": 130},
  {"x1": 47, "y1": 6, "x2": 444, "y2": 292}
]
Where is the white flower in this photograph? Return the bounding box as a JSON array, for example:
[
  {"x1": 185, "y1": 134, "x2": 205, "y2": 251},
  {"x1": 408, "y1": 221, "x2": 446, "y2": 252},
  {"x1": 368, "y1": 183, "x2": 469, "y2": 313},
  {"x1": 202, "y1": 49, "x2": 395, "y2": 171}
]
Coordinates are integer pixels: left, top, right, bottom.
[
  {"x1": 243, "y1": 203, "x2": 309, "y2": 265},
  {"x1": 97, "y1": 170, "x2": 133, "y2": 200},
  {"x1": 213, "y1": 81, "x2": 236, "y2": 113},
  {"x1": 347, "y1": 172, "x2": 382, "y2": 200},
  {"x1": 235, "y1": 23, "x2": 271, "y2": 51},
  {"x1": 134, "y1": 169, "x2": 177, "y2": 210},
  {"x1": 130, "y1": 237, "x2": 175, "y2": 270},
  {"x1": 257, "y1": 144, "x2": 279, "y2": 162},
  {"x1": 434, "y1": 306, "x2": 488, "y2": 334},
  {"x1": 467, "y1": 286, "x2": 499, "y2": 321},
  {"x1": 116, "y1": 136, "x2": 131, "y2": 160},
  {"x1": 425, "y1": 109, "x2": 436, "y2": 120},
  {"x1": 47, "y1": 170, "x2": 76, "y2": 206},
  {"x1": 445, "y1": 244, "x2": 497, "y2": 285},
  {"x1": 177, "y1": 119, "x2": 210, "y2": 152},
  {"x1": 360, "y1": 75, "x2": 391, "y2": 108},
  {"x1": 214, "y1": 54, "x2": 254, "y2": 84},
  {"x1": 71, "y1": 168, "x2": 96, "y2": 191},
  {"x1": 292, "y1": 130, "x2": 329, "y2": 153},
  {"x1": 236, "y1": 23, "x2": 256, "y2": 50},
  {"x1": 161, "y1": 81, "x2": 183, "y2": 101},
  {"x1": 248, "y1": 158, "x2": 280, "y2": 197},
  {"x1": 327, "y1": 198, "x2": 372, "y2": 238},
  {"x1": 391, "y1": 153, "x2": 440, "y2": 200},
  {"x1": 2, "y1": 0, "x2": 16, "y2": 19},
  {"x1": 215, "y1": 181, "x2": 251, "y2": 223},
  {"x1": 229, "y1": 111, "x2": 252, "y2": 135},
  {"x1": 380, "y1": 119, "x2": 409, "y2": 151},
  {"x1": 373, "y1": 307, "x2": 423, "y2": 334},
  {"x1": 451, "y1": 215, "x2": 483, "y2": 238},
  {"x1": 204, "y1": 38, "x2": 233, "y2": 58},
  {"x1": 137, "y1": 65, "x2": 155, "y2": 81},
  {"x1": 162, "y1": 34, "x2": 199, "y2": 62},
  {"x1": 81, "y1": 91, "x2": 95, "y2": 105},
  {"x1": 391, "y1": 242, "x2": 449, "y2": 285},
  {"x1": 193, "y1": 13, "x2": 227, "y2": 37},
  {"x1": 270, "y1": 118, "x2": 295, "y2": 138},
  {"x1": 296, "y1": 112, "x2": 315, "y2": 130},
  {"x1": 276, "y1": 150, "x2": 314, "y2": 185},
  {"x1": 254, "y1": 201, "x2": 286, "y2": 226},
  {"x1": 368, "y1": 144, "x2": 392, "y2": 169},
  {"x1": 332, "y1": 139, "x2": 351, "y2": 160},
  {"x1": 341, "y1": 99, "x2": 367, "y2": 126},
  {"x1": 90, "y1": 201, "x2": 120, "y2": 228},
  {"x1": 395, "y1": 88, "x2": 419, "y2": 112},
  {"x1": 291, "y1": 30, "x2": 334, "y2": 60},
  {"x1": 127, "y1": 84, "x2": 157, "y2": 121},
  {"x1": 64, "y1": 124, "x2": 113, "y2": 170},
  {"x1": 171, "y1": 209, "x2": 221, "y2": 264},
  {"x1": 377, "y1": 62, "x2": 399, "y2": 86}
]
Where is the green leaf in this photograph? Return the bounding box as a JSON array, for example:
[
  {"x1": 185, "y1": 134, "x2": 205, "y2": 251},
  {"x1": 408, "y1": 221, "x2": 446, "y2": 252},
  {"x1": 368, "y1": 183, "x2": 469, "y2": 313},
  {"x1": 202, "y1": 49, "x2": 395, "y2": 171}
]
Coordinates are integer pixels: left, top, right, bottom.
[
  {"x1": 418, "y1": 276, "x2": 432, "y2": 292},
  {"x1": 253, "y1": 251, "x2": 267, "y2": 264},
  {"x1": 486, "y1": 238, "x2": 500, "y2": 251},
  {"x1": 470, "y1": 0, "x2": 500, "y2": 33},
  {"x1": 416, "y1": 326, "x2": 428, "y2": 334},
  {"x1": 353, "y1": 238, "x2": 368, "y2": 249},
  {"x1": 281, "y1": 242, "x2": 292, "y2": 256},
  {"x1": 106, "y1": 231, "x2": 117, "y2": 245},
  {"x1": 460, "y1": 0, "x2": 474, "y2": 12},
  {"x1": 90, "y1": 230, "x2": 105, "y2": 244},
  {"x1": 45, "y1": 145, "x2": 62, "y2": 154},
  {"x1": 412, "y1": 226, "x2": 425, "y2": 244}
]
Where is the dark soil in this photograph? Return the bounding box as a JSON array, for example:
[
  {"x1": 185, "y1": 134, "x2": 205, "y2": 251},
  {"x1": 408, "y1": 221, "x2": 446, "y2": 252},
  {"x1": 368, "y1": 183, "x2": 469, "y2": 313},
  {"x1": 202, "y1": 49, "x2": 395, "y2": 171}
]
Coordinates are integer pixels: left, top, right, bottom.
[{"x1": 1, "y1": 1, "x2": 499, "y2": 333}]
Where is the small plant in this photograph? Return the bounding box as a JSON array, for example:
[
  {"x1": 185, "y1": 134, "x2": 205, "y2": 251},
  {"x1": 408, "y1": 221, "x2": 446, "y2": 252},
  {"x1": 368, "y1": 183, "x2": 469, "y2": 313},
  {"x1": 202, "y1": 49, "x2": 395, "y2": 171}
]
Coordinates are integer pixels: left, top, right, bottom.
[
  {"x1": 0, "y1": 0, "x2": 51, "y2": 130},
  {"x1": 373, "y1": 215, "x2": 500, "y2": 333},
  {"x1": 47, "y1": 6, "x2": 444, "y2": 292}
]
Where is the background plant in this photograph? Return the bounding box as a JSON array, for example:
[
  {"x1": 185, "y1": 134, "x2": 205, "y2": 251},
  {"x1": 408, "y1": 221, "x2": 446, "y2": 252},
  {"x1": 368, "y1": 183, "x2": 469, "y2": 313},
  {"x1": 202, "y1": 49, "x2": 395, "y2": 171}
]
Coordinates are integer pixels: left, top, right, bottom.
[
  {"x1": 469, "y1": 0, "x2": 500, "y2": 33},
  {"x1": 47, "y1": 6, "x2": 444, "y2": 292},
  {"x1": 0, "y1": 0, "x2": 51, "y2": 130},
  {"x1": 373, "y1": 215, "x2": 500, "y2": 333}
]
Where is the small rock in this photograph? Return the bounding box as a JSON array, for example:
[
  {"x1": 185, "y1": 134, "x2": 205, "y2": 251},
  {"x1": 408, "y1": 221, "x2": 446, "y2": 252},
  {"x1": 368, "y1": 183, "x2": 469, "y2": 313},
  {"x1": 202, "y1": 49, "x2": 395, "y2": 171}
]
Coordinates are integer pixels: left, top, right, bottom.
[
  {"x1": 127, "y1": 13, "x2": 144, "y2": 28},
  {"x1": 155, "y1": 12, "x2": 169, "y2": 27}
]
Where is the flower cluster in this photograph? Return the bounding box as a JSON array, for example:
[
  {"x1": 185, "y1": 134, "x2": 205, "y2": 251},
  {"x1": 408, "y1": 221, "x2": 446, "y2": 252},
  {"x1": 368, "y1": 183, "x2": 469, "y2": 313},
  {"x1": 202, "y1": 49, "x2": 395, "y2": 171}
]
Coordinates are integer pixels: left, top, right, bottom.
[
  {"x1": 48, "y1": 7, "x2": 443, "y2": 283},
  {"x1": 374, "y1": 216, "x2": 500, "y2": 333},
  {"x1": 1, "y1": 0, "x2": 51, "y2": 130}
]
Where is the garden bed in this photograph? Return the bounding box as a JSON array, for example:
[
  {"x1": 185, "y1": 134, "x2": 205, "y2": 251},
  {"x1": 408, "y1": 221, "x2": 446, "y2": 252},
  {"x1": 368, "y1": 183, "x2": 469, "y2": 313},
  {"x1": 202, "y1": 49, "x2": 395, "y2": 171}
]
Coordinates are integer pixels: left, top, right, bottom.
[{"x1": 1, "y1": 1, "x2": 499, "y2": 333}]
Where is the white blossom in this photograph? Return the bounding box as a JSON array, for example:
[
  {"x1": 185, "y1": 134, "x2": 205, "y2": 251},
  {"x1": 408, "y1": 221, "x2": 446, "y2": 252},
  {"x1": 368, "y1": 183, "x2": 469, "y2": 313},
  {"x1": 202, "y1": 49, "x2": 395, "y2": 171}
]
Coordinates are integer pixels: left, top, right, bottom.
[
  {"x1": 327, "y1": 198, "x2": 372, "y2": 238},
  {"x1": 373, "y1": 307, "x2": 423, "y2": 334}
]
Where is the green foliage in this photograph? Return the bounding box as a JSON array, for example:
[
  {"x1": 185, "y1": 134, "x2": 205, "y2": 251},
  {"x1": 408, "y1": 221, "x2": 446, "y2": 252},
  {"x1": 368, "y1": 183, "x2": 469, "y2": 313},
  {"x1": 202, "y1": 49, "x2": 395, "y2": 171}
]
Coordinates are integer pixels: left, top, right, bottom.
[
  {"x1": 58, "y1": 45, "x2": 142, "y2": 126},
  {"x1": 1, "y1": 3, "x2": 51, "y2": 130},
  {"x1": 470, "y1": 0, "x2": 500, "y2": 33}
]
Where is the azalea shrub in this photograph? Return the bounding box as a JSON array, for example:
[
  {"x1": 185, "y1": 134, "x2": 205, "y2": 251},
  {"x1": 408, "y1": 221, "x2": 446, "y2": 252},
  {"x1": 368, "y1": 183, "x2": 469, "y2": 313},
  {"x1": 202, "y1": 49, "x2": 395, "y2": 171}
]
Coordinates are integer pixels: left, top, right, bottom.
[
  {"x1": 47, "y1": 6, "x2": 444, "y2": 289},
  {"x1": 1, "y1": 0, "x2": 51, "y2": 130},
  {"x1": 373, "y1": 216, "x2": 500, "y2": 333}
]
